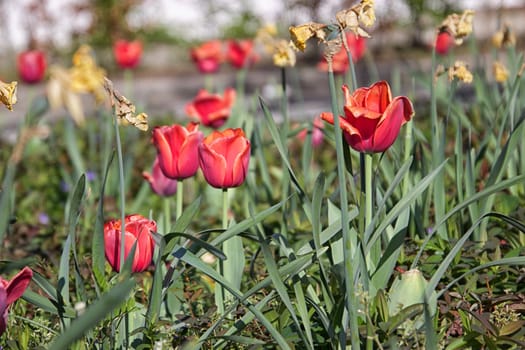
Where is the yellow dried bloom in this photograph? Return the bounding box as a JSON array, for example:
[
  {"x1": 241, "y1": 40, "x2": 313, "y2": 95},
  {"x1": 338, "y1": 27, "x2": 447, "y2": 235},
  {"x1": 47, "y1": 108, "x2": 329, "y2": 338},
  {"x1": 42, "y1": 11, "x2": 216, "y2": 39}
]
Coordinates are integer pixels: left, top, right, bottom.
[
  {"x1": 103, "y1": 77, "x2": 149, "y2": 131},
  {"x1": 336, "y1": 0, "x2": 375, "y2": 37},
  {"x1": 491, "y1": 24, "x2": 516, "y2": 49},
  {"x1": 272, "y1": 40, "x2": 296, "y2": 67},
  {"x1": 440, "y1": 10, "x2": 475, "y2": 45},
  {"x1": 69, "y1": 45, "x2": 106, "y2": 102},
  {"x1": 289, "y1": 22, "x2": 326, "y2": 51},
  {"x1": 358, "y1": 0, "x2": 375, "y2": 27},
  {"x1": 47, "y1": 66, "x2": 86, "y2": 125},
  {"x1": 448, "y1": 61, "x2": 473, "y2": 83},
  {"x1": 0, "y1": 80, "x2": 18, "y2": 111},
  {"x1": 493, "y1": 61, "x2": 509, "y2": 83}
]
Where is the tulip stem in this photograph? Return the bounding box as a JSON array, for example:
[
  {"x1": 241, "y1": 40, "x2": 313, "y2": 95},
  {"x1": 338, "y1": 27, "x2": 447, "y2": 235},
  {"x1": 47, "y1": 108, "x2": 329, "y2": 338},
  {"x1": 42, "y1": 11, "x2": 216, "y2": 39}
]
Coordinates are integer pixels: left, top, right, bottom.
[
  {"x1": 114, "y1": 116, "x2": 126, "y2": 273},
  {"x1": 163, "y1": 197, "x2": 171, "y2": 234},
  {"x1": 176, "y1": 180, "x2": 183, "y2": 220},
  {"x1": 364, "y1": 153, "x2": 373, "y2": 230},
  {"x1": 215, "y1": 188, "x2": 229, "y2": 315},
  {"x1": 328, "y1": 68, "x2": 360, "y2": 349}
]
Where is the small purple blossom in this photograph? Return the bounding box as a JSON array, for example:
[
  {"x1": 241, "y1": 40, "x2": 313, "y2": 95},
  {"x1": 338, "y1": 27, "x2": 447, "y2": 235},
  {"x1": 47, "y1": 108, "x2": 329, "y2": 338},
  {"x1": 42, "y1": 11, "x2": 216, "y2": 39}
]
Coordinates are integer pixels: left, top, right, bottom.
[
  {"x1": 86, "y1": 170, "x2": 96, "y2": 182},
  {"x1": 38, "y1": 212, "x2": 50, "y2": 225},
  {"x1": 60, "y1": 181, "x2": 70, "y2": 192}
]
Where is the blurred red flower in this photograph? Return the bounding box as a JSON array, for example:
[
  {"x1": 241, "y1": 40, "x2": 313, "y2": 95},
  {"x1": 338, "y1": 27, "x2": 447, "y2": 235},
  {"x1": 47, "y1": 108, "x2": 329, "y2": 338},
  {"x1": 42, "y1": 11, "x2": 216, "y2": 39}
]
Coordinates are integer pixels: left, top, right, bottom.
[
  {"x1": 113, "y1": 40, "x2": 143, "y2": 69},
  {"x1": 185, "y1": 88, "x2": 236, "y2": 128},
  {"x1": 199, "y1": 128, "x2": 251, "y2": 189},
  {"x1": 297, "y1": 117, "x2": 324, "y2": 148},
  {"x1": 435, "y1": 31, "x2": 454, "y2": 55},
  {"x1": 17, "y1": 50, "x2": 46, "y2": 84},
  {"x1": 152, "y1": 122, "x2": 204, "y2": 180},
  {"x1": 321, "y1": 81, "x2": 414, "y2": 153},
  {"x1": 104, "y1": 214, "x2": 157, "y2": 273},
  {"x1": 227, "y1": 40, "x2": 259, "y2": 69},
  {"x1": 190, "y1": 40, "x2": 223, "y2": 73}
]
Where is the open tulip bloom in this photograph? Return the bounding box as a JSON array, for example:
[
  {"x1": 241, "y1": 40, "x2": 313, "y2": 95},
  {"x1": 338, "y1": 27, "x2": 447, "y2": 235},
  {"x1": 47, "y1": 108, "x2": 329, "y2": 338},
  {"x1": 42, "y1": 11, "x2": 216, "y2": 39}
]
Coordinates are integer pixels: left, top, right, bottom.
[
  {"x1": 321, "y1": 80, "x2": 414, "y2": 153},
  {"x1": 227, "y1": 40, "x2": 259, "y2": 69},
  {"x1": 104, "y1": 214, "x2": 157, "y2": 273},
  {"x1": 0, "y1": 267, "x2": 33, "y2": 335},
  {"x1": 185, "y1": 88, "x2": 236, "y2": 128},
  {"x1": 199, "y1": 128, "x2": 251, "y2": 189}
]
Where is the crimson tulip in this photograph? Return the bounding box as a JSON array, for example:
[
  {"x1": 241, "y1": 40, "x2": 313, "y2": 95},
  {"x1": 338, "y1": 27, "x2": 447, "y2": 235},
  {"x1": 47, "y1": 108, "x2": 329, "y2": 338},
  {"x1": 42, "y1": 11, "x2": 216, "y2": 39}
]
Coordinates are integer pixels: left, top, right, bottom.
[
  {"x1": 227, "y1": 40, "x2": 259, "y2": 69},
  {"x1": 104, "y1": 214, "x2": 157, "y2": 273},
  {"x1": 321, "y1": 81, "x2": 414, "y2": 153},
  {"x1": 190, "y1": 40, "x2": 223, "y2": 74},
  {"x1": 17, "y1": 50, "x2": 46, "y2": 84},
  {"x1": 435, "y1": 31, "x2": 454, "y2": 55},
  {"x1": 142, "y1": 156, "x2": 178, "y2": 196},
  {"x1": 113, "y1": 40, "x2": 143, "y2": 69},
  {"x1": 152, "y1": 122, "x2": 204, "y2": 180},
  {"x1": 185, "y1": 88, "x2": 236, "y2": 128},
  {"x1": 0, "y1": 267, "x2": 33, "y2": 335},
  {"x1": 318, "y1": 32, "x2": 366, "y2": 74},
  {"x1": 199, "y1": 128, "x2": 250, "y2": 189}
]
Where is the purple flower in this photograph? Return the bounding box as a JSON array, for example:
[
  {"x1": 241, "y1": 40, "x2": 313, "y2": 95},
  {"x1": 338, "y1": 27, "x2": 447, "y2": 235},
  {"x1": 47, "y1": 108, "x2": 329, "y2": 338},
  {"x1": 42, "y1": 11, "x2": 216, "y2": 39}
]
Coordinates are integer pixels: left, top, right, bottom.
[{"x1": 38, "y1": 212, "x2": 50, "y2": 225}]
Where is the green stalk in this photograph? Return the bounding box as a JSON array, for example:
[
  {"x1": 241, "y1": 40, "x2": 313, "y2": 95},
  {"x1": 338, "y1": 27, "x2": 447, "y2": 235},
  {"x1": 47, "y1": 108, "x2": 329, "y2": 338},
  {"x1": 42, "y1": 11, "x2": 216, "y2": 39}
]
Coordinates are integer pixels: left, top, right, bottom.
[
  {"x1": 280, "y1": 67, "x2": 291, "y2": 239},
  {"x1": 214, "y1": 188, "x2": 229, "y2": 315},
  {"x1": 163, "y1": 197, "x2": 171, "y2": 234},
  {"x1": 364, "y1": 153, "x2": 375, "y2": 350},
  {"x1": 114, "y1": 119, "x2": 126, "y2": 272},
  {"x1": 176, "y1": 180, "x2": 183, "y2": 220},
  {"x1": 328, "y1": 67, "x2": 360, "y2": 348},
  {"x1": 113, "y1": 117, "x2": 129, "y2": 347}
]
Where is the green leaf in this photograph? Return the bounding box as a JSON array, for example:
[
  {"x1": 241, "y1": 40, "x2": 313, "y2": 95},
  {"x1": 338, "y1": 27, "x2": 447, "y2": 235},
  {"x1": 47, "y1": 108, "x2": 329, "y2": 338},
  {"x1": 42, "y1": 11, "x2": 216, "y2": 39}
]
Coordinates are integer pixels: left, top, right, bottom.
[{"x1": 48, "y1": 279, "x2": 135, "y2": 349}]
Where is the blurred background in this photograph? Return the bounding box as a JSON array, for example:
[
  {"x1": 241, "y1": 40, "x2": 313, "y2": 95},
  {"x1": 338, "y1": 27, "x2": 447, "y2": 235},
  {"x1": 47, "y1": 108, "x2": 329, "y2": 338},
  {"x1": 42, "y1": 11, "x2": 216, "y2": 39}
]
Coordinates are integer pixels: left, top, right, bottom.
[{"x1": 1, "y1": 0, "x2": 524, "y2": 126}]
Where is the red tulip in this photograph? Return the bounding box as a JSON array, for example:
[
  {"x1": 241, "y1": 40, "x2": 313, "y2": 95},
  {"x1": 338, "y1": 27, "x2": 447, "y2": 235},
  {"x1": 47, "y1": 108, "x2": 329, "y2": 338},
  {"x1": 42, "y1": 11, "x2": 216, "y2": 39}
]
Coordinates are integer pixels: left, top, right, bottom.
[
  {"x1": 190, "y1": 40, "x2": 223, "y2": 74},
  {"x1": 435, "y1": 31, "x2": 454, "y2": 55},
  {"x1": 227, "y1": 40, "x2": 259, "y2": 69},
  {"x1": 199, "y1": 128, "x2": 250, "y2": 189},
  {"x1": 152, "y1": 122, "x2": 204, "y2": 180},
  {"x1": 185, "y1": 88, "x2": 236, "y2": 128},
  {"x1": 104, "y1": 214, "x2": 156, "y2": 273},
  {"x1": 142, "y1": 156, "x2": 178, "y2": 196},
  {"x1": 321, "y1": 81, "x2": 414, "y2": 153},
  {"x1": 318, "y1": 32, "x2": 366, "y2": 74},
  {"x1": 0, "y1": 267, "x2": 33, "y2": 335},
  {"x1": 297, "y1": 117, "x2": 324, "y2": 148},
  {"x1": 17, "y1": 50, "x2": 47, "y2": 84},
  {"x1": 113, "y1": 40, "x2": 143, "y2": 69}
]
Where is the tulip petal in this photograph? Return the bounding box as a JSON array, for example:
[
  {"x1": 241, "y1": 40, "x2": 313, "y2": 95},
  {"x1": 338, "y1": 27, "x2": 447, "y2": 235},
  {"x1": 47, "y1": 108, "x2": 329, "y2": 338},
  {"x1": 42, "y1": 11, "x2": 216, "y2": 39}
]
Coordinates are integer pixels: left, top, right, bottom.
[
  {"x1": 365, "y1": 81, "x2": 391, "y2": 113},
  {"x1": 5, "y1": 267, "x2": 32, "y2": 306},
  {"x1": 199, "y1": 143, "x2": 227, "y2": 188},
  {"x1": 372, "y1": 96, "x2": 414, "y2": 152},
  {"x1": 230, "y1": 140, "x2": 250, "y2": 187}
]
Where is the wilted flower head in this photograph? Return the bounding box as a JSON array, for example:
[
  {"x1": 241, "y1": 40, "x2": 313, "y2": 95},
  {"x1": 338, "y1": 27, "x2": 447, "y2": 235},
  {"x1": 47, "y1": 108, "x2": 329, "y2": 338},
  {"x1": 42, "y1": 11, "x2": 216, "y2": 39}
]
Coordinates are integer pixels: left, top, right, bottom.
[
  {"x1": 448, "y1": 61, "x2": 473, "y2": 83},
  {"x1": 69, "y1": 45, "x2": 106, "y2": 102},
  {"x1": 47, "y1": 45, "x2": 106, "y2": 125},
  {"x1": 103, "y1": 77, "x2": 148, "y2": 131},
  {"x1": 439, "y1": 10, "x2": 475, "y2": 45},
  {"x1": 255, "y1": 23, "x2": 279, "y2": 54},
  {"x1": 272, "y1": 40, "x2": 297, "y2": 67},
  {"x1": 289, "y1": 22, "x2": 327, "y2": 51},
  {"x1": 336, "y1": 0, "x2": 375, "y2": 37},
  {"x1": 493, "y1": 61, "x2": 509, "y2": 83},
  {"x1": 0, "y1": 80, "x2": 17, "y2": 111},
  {"x1": 491, "y1": 24, "x2": 516, "y2": 49}
]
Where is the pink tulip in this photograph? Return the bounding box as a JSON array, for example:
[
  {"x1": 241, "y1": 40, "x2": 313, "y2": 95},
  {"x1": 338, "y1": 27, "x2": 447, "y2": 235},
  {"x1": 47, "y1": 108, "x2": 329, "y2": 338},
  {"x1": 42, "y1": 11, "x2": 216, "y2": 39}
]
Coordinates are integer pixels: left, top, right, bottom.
[
  {"x1": 17, "y1": 50, "x2": 47, "y2": 84},
  {"x1": 190, "y1": 40, "x2": 223, "y2": 74},
  {"x1": 142, "y1": 156, "x2": 178, "y2": 196},
  {"x1": 227, "y1": 40, "x2": 259, "y2": 69}
]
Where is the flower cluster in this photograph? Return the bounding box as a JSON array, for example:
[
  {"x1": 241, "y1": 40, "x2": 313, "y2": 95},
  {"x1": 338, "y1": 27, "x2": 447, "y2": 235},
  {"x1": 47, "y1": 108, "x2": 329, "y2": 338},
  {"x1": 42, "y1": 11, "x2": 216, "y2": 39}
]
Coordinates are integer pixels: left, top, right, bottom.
[{"x1": 190, "y1": 39, "x2": 259, "y2": 73}]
